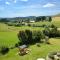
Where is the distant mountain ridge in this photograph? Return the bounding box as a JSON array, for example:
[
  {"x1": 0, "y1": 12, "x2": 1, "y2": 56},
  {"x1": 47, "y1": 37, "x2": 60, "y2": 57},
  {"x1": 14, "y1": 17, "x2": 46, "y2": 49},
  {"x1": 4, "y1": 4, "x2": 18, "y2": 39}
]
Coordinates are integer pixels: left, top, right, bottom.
[{"x1": 54, "y1": 13, "x2": 60, "y2": 17}]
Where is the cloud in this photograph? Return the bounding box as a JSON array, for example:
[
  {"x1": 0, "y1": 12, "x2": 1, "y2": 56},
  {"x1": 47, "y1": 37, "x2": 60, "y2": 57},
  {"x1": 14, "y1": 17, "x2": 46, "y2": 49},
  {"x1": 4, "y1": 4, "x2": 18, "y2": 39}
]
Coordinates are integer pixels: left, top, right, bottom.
[
  {"x1": 20, "y1": 0, "x2": 28, "y2": 2},
  {"x1": 8, "y1": 0, "x2": 17, "y2": 3},
  {"x1": 28, "y1": 4, "x2": 41, "y2": 8},
  {"x1": 13, "y1": 0, "x2": 17, "y2": 3},
  {"x1": 43, "y1": 3, "x2": 55, "y2": 7},
  {"x1": 5, "y1": 2, "x2": 10, "y2": 5}
]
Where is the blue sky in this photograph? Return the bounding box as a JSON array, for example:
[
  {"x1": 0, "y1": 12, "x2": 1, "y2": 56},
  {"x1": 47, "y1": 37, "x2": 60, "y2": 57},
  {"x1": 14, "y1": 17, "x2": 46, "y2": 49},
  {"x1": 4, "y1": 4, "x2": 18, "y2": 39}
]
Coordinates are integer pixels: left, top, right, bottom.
[{"x1": 0, "y1": 0, "x2": 60, "y2": 17}]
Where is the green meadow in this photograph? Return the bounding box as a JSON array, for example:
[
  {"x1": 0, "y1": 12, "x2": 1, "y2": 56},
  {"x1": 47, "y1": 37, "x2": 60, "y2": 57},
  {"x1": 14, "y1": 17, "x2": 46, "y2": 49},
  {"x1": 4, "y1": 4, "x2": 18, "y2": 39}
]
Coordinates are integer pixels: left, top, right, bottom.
[{"x1": 0, "y1": 17, "x2": 60, "y2": 60}]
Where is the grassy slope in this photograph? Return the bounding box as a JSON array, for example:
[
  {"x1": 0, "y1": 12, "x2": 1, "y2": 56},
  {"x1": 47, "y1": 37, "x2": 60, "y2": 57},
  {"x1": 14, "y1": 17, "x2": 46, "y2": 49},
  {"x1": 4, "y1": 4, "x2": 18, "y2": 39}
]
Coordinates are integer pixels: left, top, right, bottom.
[
  {"x1": 52, "y1": 17, "x2": 60, "y2": 27},
  {"x1": 0, "y1": 38, "x2": 60, "y2": 60},
  {"x1": 0, "y1": 23, "x2": 44, "y2": 32},
  {"x1": 0, "y1": 17, "x2": 60, "y2": 60},
  {"x1": 0, "y1": 22, "x2": 44, "y2": 47},
  {"x1": 0, "y1": 32, "x2": 19, "y2": 47},
  {"x1": 29, "y1": 21, "x2": 51, "y2": 26}
]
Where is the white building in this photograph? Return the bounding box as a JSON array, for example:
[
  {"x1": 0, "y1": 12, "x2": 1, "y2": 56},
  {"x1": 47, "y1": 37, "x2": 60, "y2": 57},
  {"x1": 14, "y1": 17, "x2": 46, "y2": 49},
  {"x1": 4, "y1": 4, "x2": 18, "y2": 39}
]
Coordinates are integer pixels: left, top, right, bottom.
[{"x1": 30, "y1": 20, "x2": 35, "y2": 23}]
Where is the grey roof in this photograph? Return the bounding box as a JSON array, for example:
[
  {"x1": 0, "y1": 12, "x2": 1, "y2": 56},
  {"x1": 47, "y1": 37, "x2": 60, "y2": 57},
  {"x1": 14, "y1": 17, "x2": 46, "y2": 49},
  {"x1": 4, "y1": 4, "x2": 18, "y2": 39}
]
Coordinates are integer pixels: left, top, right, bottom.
[{"x1": 19, "y1": 45, "x2": 27, "y2": 49}]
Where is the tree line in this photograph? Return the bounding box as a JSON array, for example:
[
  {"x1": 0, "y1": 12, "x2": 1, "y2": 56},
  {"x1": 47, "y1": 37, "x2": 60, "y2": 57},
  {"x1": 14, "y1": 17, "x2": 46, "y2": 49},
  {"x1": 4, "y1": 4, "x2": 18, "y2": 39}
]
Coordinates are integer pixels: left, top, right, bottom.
[{"x1": 0, "y1": 16, "x2": 52, "y2": 23}]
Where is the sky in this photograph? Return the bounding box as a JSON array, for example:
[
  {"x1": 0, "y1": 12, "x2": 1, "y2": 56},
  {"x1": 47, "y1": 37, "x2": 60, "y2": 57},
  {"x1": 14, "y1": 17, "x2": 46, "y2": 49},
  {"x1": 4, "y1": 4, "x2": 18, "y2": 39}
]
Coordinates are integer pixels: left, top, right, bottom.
[{"x1": 0, "y1": 0, "x2": 60, "y2": 17}]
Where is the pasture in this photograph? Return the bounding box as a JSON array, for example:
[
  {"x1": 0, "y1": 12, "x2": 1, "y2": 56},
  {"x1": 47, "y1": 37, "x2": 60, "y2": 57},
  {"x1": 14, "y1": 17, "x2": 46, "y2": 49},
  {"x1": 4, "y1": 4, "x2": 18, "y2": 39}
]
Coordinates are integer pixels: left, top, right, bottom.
[
  {"x1": 0, "y1": 17, "x2": 60, "y2": 60},
  {"x1": 0, "y1": 38, "x2": 60, "y2": 60},
  {"x1": 52, "y1": 17, "x2": 60, "y2": 27}
]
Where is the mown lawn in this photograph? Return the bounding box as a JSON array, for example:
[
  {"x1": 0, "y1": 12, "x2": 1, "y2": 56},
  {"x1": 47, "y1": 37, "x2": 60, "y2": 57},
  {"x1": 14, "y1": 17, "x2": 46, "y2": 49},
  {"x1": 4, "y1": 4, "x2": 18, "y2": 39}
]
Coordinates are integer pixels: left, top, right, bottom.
[
  {"x1": 0, "y1": 32, "x2": 19, "y2": 48},
  {"x1": 0, "y1": 38, "x2": 60, "y2": 60}
]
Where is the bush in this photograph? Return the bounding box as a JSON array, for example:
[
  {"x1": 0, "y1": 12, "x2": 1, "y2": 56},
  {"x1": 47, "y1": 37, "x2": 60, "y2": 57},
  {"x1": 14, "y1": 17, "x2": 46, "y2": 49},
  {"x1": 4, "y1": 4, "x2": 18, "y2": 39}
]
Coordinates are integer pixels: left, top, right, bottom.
[
  {"x1": 7, "y1": 23, "x2": 13, "y2": 26},
  {"x1": 7, "y1": 22, "x2": 13, "y2": 26},
  {"x1": 51, "y1": 24, "x2": 56, "y2": 28},
  {"x1": 15, "y1": 43, "x2": 19, "y2": 47},
  {"x1": 32, "y1": 31, "x2": 41, "y2": 43},
  {"x1": 0, "y1": 46, "x2": 9, "y2": 55},
  {"x1": 18, "y1": 30, "x2": 27, "y2": 44},
  {"x1": 43, "y1": 28, "x2": 50, "y2": 36},
  {"x1": 43, "y1": 26, "x2": 60, "y2": 38},
  {"x1": 25, "y1": 30, "x2": 32, "y2": 43},
  {"x1": 14, "y1": 23, "x2": 22, "y2": 27},
  {"x1": 18, "y1": 30, "x2": 32, "y2": 44},
  {"x1": 42, "y1": 24, "x2": 46, "y2": 27},
  {"x1": 18, "y1": 30, "x2": 45, "y2": 45},
  {"x1": 28, "y1": 24, "x2": 31, "y2": 26},
  {"x1": 32, "y1": 31, "x2": 45, "y2": 44},
  {"x1": 36, "y1": 43, "x2": 40, "y2": 47}
]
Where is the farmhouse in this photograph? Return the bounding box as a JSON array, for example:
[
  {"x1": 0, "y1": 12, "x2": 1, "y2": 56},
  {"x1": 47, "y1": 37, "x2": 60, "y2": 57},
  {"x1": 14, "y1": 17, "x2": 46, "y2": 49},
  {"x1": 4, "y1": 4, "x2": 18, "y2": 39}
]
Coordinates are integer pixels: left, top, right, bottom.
[{"x1": 30, "y1": 20, "x2": 35, "y2": 23}]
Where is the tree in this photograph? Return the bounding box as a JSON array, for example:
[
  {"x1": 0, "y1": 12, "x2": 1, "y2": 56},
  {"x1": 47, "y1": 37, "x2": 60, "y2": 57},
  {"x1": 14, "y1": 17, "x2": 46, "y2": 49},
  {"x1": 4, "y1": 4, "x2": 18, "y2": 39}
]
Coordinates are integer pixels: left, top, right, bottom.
[
  {"x1": 49, "y1": 26, "x2": 57, "y2": 37},
  {"x1": 25, "y1": 30, "x2": 32, "y2": 43},
  {"x1": 41, "y1": 16, "x2": 46, "y2": 21},
  {"x1": 49, "y1": 17, "x2": 52, "y2": 22},
  {"x1": 18, "y1": 31, "x2": 27, "y2": 44},
  {"x1": 43, "y1": 27, "x2": 50, "y2": 36},
  {"x1": 32, "y1": 31, "x2": 45, "y2": 43},
  {"x1": 43, "y1": 25, "x2": 60, "y2": 38},
  {"x1": 51, "y1": 24, "x2": 55, "y2": 28},
  {"x1": 36, "y1": 17, "x2": 41, "y2": 22},
  {"x1": 18, "y1": 30, "x2": 32, "y2": 44},
  {"x1": 26, "y1": 18, "x2": 30, "y2": 23},
  {"x1": 18, "y1": 30, "x2": 45, "y2": 45},
  {"x1": 0, "y1": 18, "x2": 9, "y2": 22}
]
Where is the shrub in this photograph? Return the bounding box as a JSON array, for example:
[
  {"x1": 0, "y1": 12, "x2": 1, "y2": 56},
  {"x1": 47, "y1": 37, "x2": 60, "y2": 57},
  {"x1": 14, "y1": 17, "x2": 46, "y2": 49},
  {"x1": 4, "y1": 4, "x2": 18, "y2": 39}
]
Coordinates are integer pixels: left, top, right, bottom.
[
  {"x1": 32, "y1": 31, "x2": 45, "y2": 43},
  {"x1": 43, "y1": 28, "x2": 50, "y2": 36},
  {"x1": 8, "y1": 23, "x2": 13, "y2": 26},
  {"x1": 36, "y1": 43, "x2": 40, "y2": 47},
  {"x1": 51, "y1": 24, "x2": 55, "y2": 28},
  {"x1": 18, "y1": 30, "x2": 27, "y2": 44},
  {"x1": 25, "y1": 30, "x2": 32, "y2": 43},
  {"x1": 18, "y1": 30, "x2": 32, "y2": 44},
  {"x1": 49, "y1": 17, "x2": 52, "y2": 22},
  {"x1": 42, "y1": 24, "x2": 46, "y2": 27},
  {"x1": 28, "y1": 24, "x2": 31, "y2": 26},
  {"x1": 14, "y1": 23, "x2": 22, "y2": 27},
  {"x1": 15, "y1": 43, "x2": 19, "y2": 47},
  {"x1": 18, "y1": 30, "x2": 45, "y2": 45},
  {"x1": 0, "y1": 46, "x2": 9, "y2": 55},
  {"x1": 7, "y1": 22, "x2": 13, "y2": 26},
  {"x1": 43, "y1": 26, "x2": 60, "y2": 38}
]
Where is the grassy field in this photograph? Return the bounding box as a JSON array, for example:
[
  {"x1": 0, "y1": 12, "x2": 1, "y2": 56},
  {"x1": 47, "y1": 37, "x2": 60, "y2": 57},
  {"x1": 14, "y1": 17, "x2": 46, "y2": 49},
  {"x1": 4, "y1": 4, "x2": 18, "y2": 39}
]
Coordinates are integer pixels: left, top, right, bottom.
[
  {"x1": 0, "y1": 17, "x2": 60, "y2": 60},
  {"x1": 0, "y1": 23, "x2": 44, "y2": 32},
  {"x1": 0, "y1": 38, "x2": 60, "y2": 60},
  {"x1": 0, "y1": 32, "x2": 19, "y2": 47},
  {"x1": 52, "y1": 17, "x2": 60, "y2": 27},
  {"x1": 29, "y1": 21, "x2": 52, "y2": 26}
]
